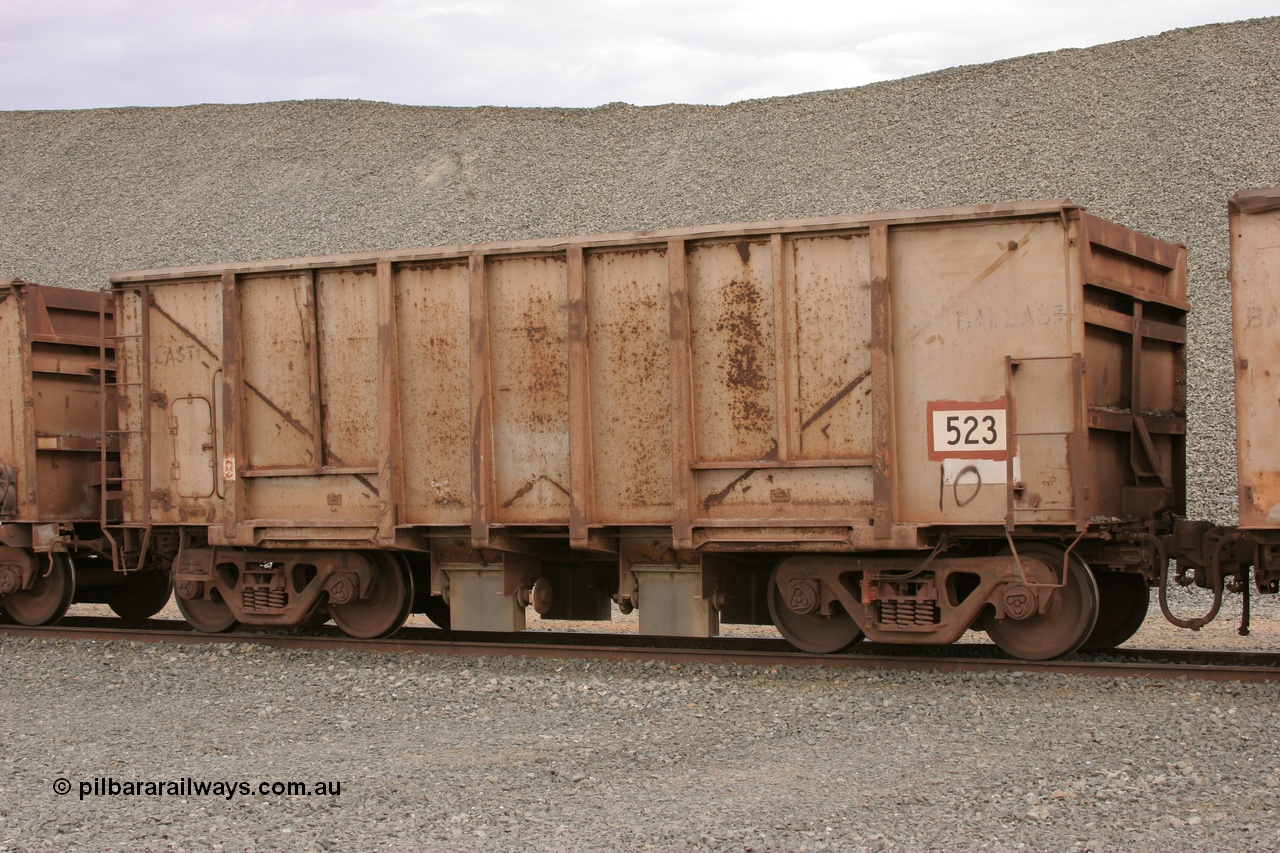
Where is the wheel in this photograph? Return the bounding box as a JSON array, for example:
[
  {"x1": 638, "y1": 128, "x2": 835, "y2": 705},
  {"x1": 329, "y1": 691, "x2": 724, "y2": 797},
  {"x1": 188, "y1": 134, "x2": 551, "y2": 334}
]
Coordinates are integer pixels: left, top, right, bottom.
[
  {"x1": 106, "y1": 571, "x2": 172, "y2": 620},
  {"x1": 767, "y1": 563, "x2": 863, "y2": 654},
  {"x1": 176, "y1": 587, "x2": 238, "y2": 633},
  {"x1": 1079, "y1": 571, "x2": 1150, "y2": 652},
  {"x1": 2, "y1": 552, "x2": 75, "y2": 626},
  {"x1": 981, "y1": 543, "x2": 1099, "y2": 661},
  {"x1": 329, "y1": 553, "x2": 413, "y2": 639}
]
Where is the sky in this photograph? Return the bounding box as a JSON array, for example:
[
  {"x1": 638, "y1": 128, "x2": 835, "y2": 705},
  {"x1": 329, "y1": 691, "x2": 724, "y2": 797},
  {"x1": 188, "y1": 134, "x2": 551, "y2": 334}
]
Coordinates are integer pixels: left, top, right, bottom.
[{"x1": 1, "y1": 0, "x2": 1276, "y2": 111}]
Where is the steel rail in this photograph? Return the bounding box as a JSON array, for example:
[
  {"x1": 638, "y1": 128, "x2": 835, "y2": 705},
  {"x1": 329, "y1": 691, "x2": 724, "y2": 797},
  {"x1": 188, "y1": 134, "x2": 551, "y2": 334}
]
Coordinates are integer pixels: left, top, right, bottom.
[{"x1": 3, "y1": 619, "x2": 1278, "y2": 683}]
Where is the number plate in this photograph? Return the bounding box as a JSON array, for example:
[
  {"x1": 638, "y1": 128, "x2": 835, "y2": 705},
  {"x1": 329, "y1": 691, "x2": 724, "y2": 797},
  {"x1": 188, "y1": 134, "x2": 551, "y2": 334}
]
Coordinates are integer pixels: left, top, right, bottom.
[{"x1": 927, "y1": 400, "x2": 1009, "y2": 460}]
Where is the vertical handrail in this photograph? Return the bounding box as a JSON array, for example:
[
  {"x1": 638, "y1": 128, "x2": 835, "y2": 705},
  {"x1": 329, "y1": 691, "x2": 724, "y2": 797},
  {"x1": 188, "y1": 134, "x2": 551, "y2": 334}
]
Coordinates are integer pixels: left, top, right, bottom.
[
  {"x1": 1004, "y1": 357, "x2": 1016, "y2": 532},
  {"x1": 98, "y1": 288, "x2": 120, "y2": 573}
]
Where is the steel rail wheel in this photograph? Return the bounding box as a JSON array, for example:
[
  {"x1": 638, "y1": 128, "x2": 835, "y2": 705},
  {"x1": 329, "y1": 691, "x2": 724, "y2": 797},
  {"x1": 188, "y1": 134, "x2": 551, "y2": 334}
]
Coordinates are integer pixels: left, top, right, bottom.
[
  {"x1": 767, "y1": 563, "x2": 864, "y2": 654},
  {"x1": 1079, "y1": 571, "x2": 1150, "y2": 652},
  {"x1": 176, "y1": 588, "x2": 238, "y2": 633},
  {"x1": 329, "y1": 553, "x2": 413, "y2": 640},
  {"x1": 2, "y1": 552, "x2": 75, "y2": 626},
  {"x1": 106, "y1": 571, "x2": 173, "y2": 621},
  {"x1": 981, "y1": 543, "x2": 1100, "y2": 661}
]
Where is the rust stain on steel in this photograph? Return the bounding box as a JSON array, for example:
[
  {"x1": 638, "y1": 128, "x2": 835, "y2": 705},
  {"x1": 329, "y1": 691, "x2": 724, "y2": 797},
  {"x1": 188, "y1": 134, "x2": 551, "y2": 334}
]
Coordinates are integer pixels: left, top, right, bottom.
[
  {"x1": 869, "y1": 223, "x2": 893, "y2": 536},
  {"x1": 713, "y1": 274, "x2": 776, "y2": 448},
  {"x1": 501, "y1": 474, "x2": 572, "y2": 508},
  {"x1": 511, "y1": 289, "x2": 569, "y2": 427},
  {"x1": 801, "y1": 367, "x2": 872, "y2": 432},
  {"x1": 393, "y1": 261, "x2": 471, "y2": 523},
  {"x1": 718, "y1": 279, "x2": 770, "y2": 393},
  {"x1": 584, "y1": 247, "x2": 675, "y2": 517},
  {"x1": 470, "y1": 390, "x2": 489, "y2": 544}
]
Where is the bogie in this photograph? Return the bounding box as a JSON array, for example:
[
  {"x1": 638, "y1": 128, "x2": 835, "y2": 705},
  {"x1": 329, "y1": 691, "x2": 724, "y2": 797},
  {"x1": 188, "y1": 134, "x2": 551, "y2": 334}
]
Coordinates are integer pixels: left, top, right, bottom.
[
  {"x1": 767, "y1": 544, "x2": 1105, "y2": 661},
  {"x1": 172, "y1": 548, "x2": 414, "y2": 639}
]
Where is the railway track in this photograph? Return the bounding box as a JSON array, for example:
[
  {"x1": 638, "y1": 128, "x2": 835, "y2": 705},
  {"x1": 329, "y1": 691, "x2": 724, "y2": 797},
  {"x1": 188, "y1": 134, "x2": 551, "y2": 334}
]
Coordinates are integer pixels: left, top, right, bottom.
[{"x1": 3, "y1": 617, "x2": 1277, "y2": 683}]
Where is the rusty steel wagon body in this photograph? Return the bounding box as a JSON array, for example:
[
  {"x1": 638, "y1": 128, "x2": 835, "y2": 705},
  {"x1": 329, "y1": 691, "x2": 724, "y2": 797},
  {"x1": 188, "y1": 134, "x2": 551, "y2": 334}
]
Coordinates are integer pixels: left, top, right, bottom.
[
  {"x1": 1231, "y1": 188, "x2": 1280, "y2": 608},
  {"x1": 0, "y1": 281, "x2": 169, "y2": 625},
  {"x1": 100, "y1": 198, "x2": 1196, "y2": 658}
]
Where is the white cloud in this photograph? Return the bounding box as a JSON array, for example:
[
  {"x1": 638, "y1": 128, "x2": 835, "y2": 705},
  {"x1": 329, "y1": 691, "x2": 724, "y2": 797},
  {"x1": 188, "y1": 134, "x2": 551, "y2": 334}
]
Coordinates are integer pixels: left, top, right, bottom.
[{"x1": 1, "y1": 0, "x2": 1275, "y2": 109}]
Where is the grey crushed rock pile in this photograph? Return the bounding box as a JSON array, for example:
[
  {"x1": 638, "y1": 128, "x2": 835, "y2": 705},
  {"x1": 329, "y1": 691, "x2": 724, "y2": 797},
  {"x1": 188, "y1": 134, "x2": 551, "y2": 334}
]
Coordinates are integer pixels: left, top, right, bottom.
[{"x1": 2, "y1": 17, "x2": 1279, "y2": 522}]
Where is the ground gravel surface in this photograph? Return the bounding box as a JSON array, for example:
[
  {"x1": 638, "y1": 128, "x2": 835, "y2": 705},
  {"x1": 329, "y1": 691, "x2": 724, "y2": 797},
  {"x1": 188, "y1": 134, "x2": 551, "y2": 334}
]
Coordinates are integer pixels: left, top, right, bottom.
[
  {"x1": 2, "y1": 17, "x2": 1279, "y2": 522},
  {"x1": 0, "y1": 634, "x2": 1278, "y2": 853}
]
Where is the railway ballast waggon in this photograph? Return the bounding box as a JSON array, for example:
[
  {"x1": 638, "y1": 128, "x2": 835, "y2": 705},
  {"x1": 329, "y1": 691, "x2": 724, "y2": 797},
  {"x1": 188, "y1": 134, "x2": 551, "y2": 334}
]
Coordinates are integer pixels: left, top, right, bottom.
[
  {"x1": 0, "y1": 282, "x2": 170, "y2": 624},
  {"x1": 2, "y1": 193, "x2": 1278, "y2": 660}
]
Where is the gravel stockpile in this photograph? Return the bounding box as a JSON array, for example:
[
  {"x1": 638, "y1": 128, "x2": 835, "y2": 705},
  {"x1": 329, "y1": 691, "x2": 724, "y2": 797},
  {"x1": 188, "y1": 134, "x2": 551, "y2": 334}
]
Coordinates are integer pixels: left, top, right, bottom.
[
  {"x1": 1, "y1": 636, "x2": 1278, "y2": 852},
  {"x1": 2, "y1": 18, "x2": 1279, "y2": 522}
]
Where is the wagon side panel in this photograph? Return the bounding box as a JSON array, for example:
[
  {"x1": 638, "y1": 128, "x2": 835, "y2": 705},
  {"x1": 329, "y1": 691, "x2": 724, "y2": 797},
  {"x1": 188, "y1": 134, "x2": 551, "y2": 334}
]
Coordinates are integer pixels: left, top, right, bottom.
[
  {"x1": 790, "y1": 233, "x2": 874, "y2": 463},
  {"x1": 235, "y1": 269, "x2": 381, "y2": 527},
  {"x1": 1232, "y1": 189, "x2": 1280, "y2": 528},
  {"x1": 683, "y1": 231, "x2": 878, "y2": 528},
  {"x1": 0, "y1": 283, "x2": 33, "y2": 520},
  {"x1": 142, "y1": 279, "x2": 225, "y2": 525},
  {"x1": 1079, "y1": 213, "x2": 1188, "y2": 523},
  {"x1": 29, "y1": 294, "x2": 113, "y2": 521},
  {"x1": 890, "y1": 216, "x2": 1077, "y2": 527},
  {"x1": 584, "y1": 245, "x2": 674, "y2": 525},
  {"x1": 485, "y1": 254, "x2": 571, "y2": 525},
  {"x1": 394, "y1": 261, "x2": 472, "y2": 526}
]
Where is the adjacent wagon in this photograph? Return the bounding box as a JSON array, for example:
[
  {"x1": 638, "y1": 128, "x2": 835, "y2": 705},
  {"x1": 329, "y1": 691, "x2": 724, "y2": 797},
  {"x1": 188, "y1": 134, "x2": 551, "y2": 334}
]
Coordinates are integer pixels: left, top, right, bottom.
[{"x1": 0, "y1": 281, "x2": 169, "y2": 624}]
